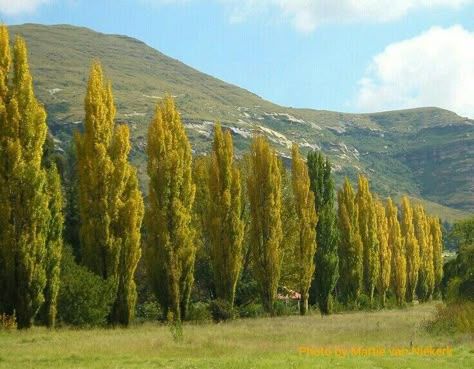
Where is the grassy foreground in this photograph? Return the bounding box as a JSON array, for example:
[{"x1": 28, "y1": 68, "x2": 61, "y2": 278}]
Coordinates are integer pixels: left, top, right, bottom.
[{"x1": 0, "y1": 303, "x2": 472, "y2": 369}]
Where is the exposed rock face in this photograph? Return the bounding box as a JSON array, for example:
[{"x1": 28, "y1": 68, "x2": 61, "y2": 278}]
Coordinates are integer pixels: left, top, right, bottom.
[
  {"x1": 396, "y1": 128, "x2": 474, "y2": 211},
  {"x1": 10, "y1": 24, "x2": 474, "y2": 216}
]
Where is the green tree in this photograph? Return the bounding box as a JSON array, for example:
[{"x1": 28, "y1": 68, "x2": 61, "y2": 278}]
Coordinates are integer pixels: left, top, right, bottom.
[
  {"x1": 386, "y1": 197, "x2": 406, "y2": 306},
  {"x1": 247, "y1": 136, "x2": 283, "y2": 315},
  {"x1": 38, "y1": 165, "x2": 64, "y2": 327},
  {"x1": 450, "y1": 216, "x2": 474, "y2": 248},
  {"x1": 400, "y1": 196, "x2": 419, "y2": 303},
  {"x1": 191, "y1": 155, "x2": 214, "y2": 300},
  {"x1": 337, "y1": 177, "x2": 363, "y2": 306},
  {"x1": 234, "y1": 154, "x2": 259, "y2": 307},
  {"x1": 207, "y1": 123, "x2": 244, "y2": 307},
  {"x1": 307, "y1": 151, "x2": 339, "y2": 314},
  {"x1": 356, "y1": 175, "x2": 379, "y2": 304},
  {"x1": 291, "y1": 144, "x2": 317, "y2": 315},
  {"x1": 76, "y1": 62, "x2": 143, "y2": 325},
  {"x1": 375, "y1": 198, "x2": 391, "y2": 307},
  {"x1": 429, "y1": 216, "x2": 443, "y2": 297},
  {"x1": 278, "y1": 159, "x2": 299, "y2": 295},
  {"x1": 145, "y1": 96, "x2": 196, "y2": 321},
  {"x1": 414, "y1": 204, "x2": 434, "y2": 302},
  {"x1": 0, "y1": 30, "x2": 51, "y2": 328}
]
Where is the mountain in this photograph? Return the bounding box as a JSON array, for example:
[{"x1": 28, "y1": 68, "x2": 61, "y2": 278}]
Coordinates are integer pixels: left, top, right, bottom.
[{"x1": 9, "y1": 24, "x2": 474, "y2": 220}]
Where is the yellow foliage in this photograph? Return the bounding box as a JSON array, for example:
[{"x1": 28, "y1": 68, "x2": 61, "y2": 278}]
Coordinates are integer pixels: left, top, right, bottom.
[
  {"x1": 291, "y1": 144, "x2": 317, "y2": 315},
  {"x1": 145, "y1": 96, "x2": 196, "y2": 321}
]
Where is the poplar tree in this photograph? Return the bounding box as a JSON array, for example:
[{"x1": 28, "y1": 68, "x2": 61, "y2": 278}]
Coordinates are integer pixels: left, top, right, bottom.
[
  {"x1": 375, "y1": 198, "x2": 391, "y2": 307},
  {"x1": 278, "y1": 158, "x2": 299, "y2": 289},
  {"x1": 337, "y1": 177, "x2": 363, "y2": 305},
  {"x1": 400, "y1": 196, "x2": 419, "y2": 302},
  {"x1": 386, "y1": 197, "x2": 406, "y2": 306},
  {"x1": 291, "y1": 144, "x2": 317, "y2": 315},
  {"x1": 429, "y1": 216, "x2": 443, "y2": 296},
  {"x1": 414, "y1": 204, "x2": 434, "y2": 302},
  {"x1": 192, "y1": 155, "x2": 213, "y2": 299},
  {"x1": 110, "y1": 126, "x2": 144, "y2": 325},
  {"x1": 76, "y1": 62, "x2": 117, "y2": 279},
  {"x1": 307, "y1": 151, "x2": 339, "y2": 314},
  {"x1": 247, "y1": 136, "x2": 282, "y2": 315},
  {"x1": 39, "y1": 165, "x2": 63, "y2": 328},
  {"x1": 0, "y1": 30, "x2": 52, "y2": 328},
  {"x1": 76, "y1": 62, "x2": 143, "y2": 325},
  {"x1": 356, "y1": 175, "x2": 379, "y2": 304},
  {"x1": 145, "y1": 96, "x2": 196, "y2": 321},
  {"x1": 207, "y1": 123, "x2": 244, "y2": 306}
]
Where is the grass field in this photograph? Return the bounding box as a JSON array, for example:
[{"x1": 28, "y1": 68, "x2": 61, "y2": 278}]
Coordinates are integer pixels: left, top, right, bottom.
[{"x1": 0, "y1": 303, "x2": 472, "y2": 369}]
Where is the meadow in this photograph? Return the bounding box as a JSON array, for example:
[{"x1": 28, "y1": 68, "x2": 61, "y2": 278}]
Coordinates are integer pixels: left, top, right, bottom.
[{"x1": 0, "y1": 303, "x2": 472, "y2": 369}]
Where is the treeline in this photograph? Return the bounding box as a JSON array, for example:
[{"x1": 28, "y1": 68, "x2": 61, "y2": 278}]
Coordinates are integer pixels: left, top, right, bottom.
[{"x1": 0, "y1": 26, "x2": 444, "y2": 329}]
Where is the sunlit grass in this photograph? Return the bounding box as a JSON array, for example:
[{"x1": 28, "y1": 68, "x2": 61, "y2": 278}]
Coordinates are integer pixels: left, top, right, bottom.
[{"x1": 0, "y1": 302, "x2": 472, "y2": 368}]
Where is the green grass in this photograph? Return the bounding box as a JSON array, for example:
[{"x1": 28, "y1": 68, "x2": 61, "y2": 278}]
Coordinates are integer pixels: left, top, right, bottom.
[{"x1": 0, "y1": 303, "x2": 472, "y2": 368}]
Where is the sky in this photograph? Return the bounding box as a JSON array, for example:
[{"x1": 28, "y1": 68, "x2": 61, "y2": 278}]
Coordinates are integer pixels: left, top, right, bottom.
[{"x1": 1, "y1": 0, "x2": 474, "y2": 118}]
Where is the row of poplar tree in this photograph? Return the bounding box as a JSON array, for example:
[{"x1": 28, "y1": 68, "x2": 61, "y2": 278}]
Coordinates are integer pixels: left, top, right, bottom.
[{"x1": 0, "y1": 26, "x2": 443, "y2": 329}]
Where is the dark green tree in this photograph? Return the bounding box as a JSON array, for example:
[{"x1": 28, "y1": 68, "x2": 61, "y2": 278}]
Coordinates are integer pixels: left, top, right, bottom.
[{"x1": 307, "y1": 151, "x2": 339, "y2": 314}]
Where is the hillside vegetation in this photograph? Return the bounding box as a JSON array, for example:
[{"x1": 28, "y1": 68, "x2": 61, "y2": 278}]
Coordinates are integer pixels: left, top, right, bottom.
[{"x1": 10, "y1": 24, "x2": 474, "y2": 218}]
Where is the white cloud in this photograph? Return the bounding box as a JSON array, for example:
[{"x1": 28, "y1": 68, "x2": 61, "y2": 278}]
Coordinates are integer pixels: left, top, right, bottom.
[
  {"x1": 142, "y1": 1, "x2": 474, "y2": 33},
  {"x1": 0, "y1": 0, "x2": 52, "y2": 16},
  {"x1": 221, "y1": 0, "x2": 473, "y2": 33},
  {"x1": 354, "y1": 25, "x2": 474, "y2": 118}
]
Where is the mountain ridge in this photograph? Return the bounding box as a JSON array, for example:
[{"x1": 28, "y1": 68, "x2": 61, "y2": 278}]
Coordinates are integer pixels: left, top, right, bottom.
[{"x1": 8, "y1": 23, "x2": 474, "y2": 220}]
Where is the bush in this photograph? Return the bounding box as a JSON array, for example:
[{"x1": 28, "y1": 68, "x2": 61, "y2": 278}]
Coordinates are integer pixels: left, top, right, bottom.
[
  {"x1": 446, "y1": 277, "x2": 464, "y2": 304},
  {"x1": 209, "y1": 299, "x2": 235, "y2": 322},
  {"x1": 426, "y1": 302, "x2": 474, "y2": 335},
  {"x1": 238, "y1": 303, "x2": 265, "y2": 319},
  {"x1": 0, "y1": 312, "x2": 17, "y2": 331},
  {"x1": 274, "y1": 300, "x2": 299, "y2": 316},
  {"x1": 458, "y1": 276, "x2": 474, "y2": 301},
  {"x1": 186, "y1": 302, "x2": 211, "y2": 323},
  {"x1": 57, "y1": 246, "x2": 115, "y2": 327},
  {"x1": 357, "y1": 294, "x2": 371, "y2": 310},
  {"x1": 135, "y1": 296, "x2": 161, "y2": 322}
]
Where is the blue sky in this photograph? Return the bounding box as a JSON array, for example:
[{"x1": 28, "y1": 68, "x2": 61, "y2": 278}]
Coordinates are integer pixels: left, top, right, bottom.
[{"x1": 1, "y1": 0, "x2": 474, "y2": 117}]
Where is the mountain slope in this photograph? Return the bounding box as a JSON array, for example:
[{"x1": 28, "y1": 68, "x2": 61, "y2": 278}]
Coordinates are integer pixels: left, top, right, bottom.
[{"x1": 10, "y1": 24, "x2": 474, "y2": 218}]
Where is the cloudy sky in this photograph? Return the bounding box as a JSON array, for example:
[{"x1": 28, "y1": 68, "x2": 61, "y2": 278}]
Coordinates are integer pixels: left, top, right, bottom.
[{"x1": 1, "y1": 0, "x2": 474, "y2": 117}]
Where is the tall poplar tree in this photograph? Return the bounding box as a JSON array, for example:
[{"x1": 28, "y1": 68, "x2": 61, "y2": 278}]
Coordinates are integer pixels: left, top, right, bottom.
[
  {"x1": 38, "y1": 165, "x2": 63, "y2": 328},
  {"x1": 414, "y1": 204, "x2": 434, "y2": 302},
  {"x1": 110, "y1": 126, "x2": 144, "y2": 325},
  {"x1": 247, "y1": 136, "x2": 282, "y2": 315},
  {"x1": 207, "y1": 123, "x2": 244, "y2": 306},
  {"x1": 400, "y1": 196, "x2": 419, "y2": 302},
  {"x1": 192, "y1": 155, "x2": 213, "y2": 300},
  {"x1": 386, "y1": 197, "x2": 406, "y2": 306},
  {"x1": 0, "y1": 30, "x2": 52, "y2": 328},
  {"x1": 145, "y1": 96, "x2": 196, "y2": 321},
  {"x1": 278, "y1": 160, "x2": 299, "y2": 292},
  {"x1": 307, "y1": 151, "x2": 339, "y2": 314},
  {"x1": 375, "y1": 198, "x2": 391, "y2": 307},
  {"x1": 291, "y1": 144, "x2": 317, "y2": 315},
  {"x1": 337, "y1": 177, "x2": 363, "y2": 305},
  {"x1": 429, "y1": 216, "x2": 443, "y2": 296},
  {"x1": 356, "y1": 175, "x2": 379, "y2": 304},
  {"x1": 76, "y1": 62, "x2": 143, "y2": 325},
  {"x1": 76, "y1": 62, "x2": 117, "y2": 279}
]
